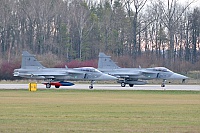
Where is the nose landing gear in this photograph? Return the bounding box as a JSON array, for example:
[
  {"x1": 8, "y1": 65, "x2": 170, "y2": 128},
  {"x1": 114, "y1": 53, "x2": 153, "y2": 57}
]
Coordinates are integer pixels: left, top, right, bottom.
[
  {"x1": 89, "y1": 80, "x2": 95, "y2": 89},
  {"x1": 161, "y1": 79, "x2": 166, "y2": 87}
]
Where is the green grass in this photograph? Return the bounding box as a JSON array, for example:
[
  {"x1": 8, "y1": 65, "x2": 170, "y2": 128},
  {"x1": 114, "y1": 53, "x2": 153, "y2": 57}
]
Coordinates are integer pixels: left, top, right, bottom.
[{"x1": 0, "y1": 89, "x2": 200, "y2": 133}]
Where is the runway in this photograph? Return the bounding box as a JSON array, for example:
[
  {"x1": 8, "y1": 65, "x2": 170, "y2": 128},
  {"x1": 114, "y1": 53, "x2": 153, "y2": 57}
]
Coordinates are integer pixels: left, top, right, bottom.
[{"x1": 0, "y1": 83, "x2": 199, "y2": 91}]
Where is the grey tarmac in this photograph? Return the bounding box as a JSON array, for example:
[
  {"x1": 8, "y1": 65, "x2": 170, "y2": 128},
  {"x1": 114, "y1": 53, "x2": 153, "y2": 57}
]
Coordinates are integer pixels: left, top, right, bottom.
[{"x1": 0, "y1": 84, "x2": 199, "y2": 91}]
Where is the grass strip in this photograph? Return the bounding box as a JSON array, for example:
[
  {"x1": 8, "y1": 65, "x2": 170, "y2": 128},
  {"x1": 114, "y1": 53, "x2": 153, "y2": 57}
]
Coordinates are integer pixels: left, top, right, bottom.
[{"x1": 0, "y1": 89, "x2": 199, "y2": 133}]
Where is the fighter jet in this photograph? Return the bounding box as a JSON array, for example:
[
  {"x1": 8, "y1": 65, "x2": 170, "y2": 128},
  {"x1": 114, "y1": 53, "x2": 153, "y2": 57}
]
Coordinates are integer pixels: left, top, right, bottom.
[
  {"x1": 13, "y1": 51, "x2": 117, "y2": 89},
  {"x1": 98, "y1": 53, "x2": 188, "y2": 87}
]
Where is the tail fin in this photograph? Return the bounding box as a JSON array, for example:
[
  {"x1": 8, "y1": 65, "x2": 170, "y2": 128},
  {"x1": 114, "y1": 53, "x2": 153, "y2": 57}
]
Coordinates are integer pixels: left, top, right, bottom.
[
  {"x1": 21, "y1": 51, "x2": 45, "y2": 69},
  {"x1": 98, "y1": 53, "x2": 120, "y2": 69}
]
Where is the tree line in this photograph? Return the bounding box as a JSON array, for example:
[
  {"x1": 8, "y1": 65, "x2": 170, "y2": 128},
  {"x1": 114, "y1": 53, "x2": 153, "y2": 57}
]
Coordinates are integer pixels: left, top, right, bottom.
[{"x1": 0, "y1": 0, "x2": 200, "y2": 74}]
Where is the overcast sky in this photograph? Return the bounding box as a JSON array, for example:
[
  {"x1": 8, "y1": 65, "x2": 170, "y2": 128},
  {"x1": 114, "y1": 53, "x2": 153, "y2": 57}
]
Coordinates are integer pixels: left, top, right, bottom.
[
  {"x1": 178, "y1": 0, "x2": 200, "y2": 7},
  {"x1": 96, "y1": 0, "x2": 200, "y2": 8}
]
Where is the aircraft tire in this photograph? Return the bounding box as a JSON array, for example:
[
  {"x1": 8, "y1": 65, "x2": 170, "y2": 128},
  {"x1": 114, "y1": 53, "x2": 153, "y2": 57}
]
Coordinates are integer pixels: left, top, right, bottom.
[
  {"x1": 55, "y1": 85, "x2": 60, "y2": 88},
  {"x1": 161, "y1": 84, "x2": 165, "y2": 87},
  {"x1": 46, "y1": 83, "x2": 51, "y2": 88},
  {"x1": 89, "y1": 86, "x2": 93, "y2": 89},
  {"x1": 129, "y1": 84, "x2": 134, "y2": 87},
  {"x1": 121, "y1": 82, "x2": 126, "y2": 87}
]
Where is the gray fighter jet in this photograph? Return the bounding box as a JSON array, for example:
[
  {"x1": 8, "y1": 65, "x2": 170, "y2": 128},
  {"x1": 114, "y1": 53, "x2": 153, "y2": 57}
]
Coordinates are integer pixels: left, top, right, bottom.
[
  {"x1": 98, "y1": 53, "x2": 188, "y2": 87},
  {"x1": 13, "y1": 51, "x2": 117, "y2": 89}
]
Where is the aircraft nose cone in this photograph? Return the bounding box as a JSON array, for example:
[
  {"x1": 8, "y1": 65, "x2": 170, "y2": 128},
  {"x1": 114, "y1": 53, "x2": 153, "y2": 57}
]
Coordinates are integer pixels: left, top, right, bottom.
[
  {"x1": 170, "y1": 73, "x2": 188, "y2": 79},
  {"x1": 98, "y1": 74, "x2": 117, "y2": 80}
]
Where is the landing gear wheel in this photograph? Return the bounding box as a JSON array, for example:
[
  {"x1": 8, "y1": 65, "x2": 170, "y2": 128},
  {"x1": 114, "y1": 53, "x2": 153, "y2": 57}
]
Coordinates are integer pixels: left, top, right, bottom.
[
  {"x1": 161, "y1": 84, "x2": 165, "y2": 87},
  {"x1": 129, "y1": 84, "x2": 134, "y2": 87},
  {"x1": 89, "y1": 86, "x2": 93, "y2": 89},
  {"x1": 46, "y1": 83, "x2": 51, "y2": 88},
  {"x1": 161, "y1": 79, "x2": 166, "y2": 87},
  {"x1": 89, "y1": 80, "x2": 94, "y2": 89},
  {"x1": 55, "y1": 85, "x2": 60, "y2": 88},
  {"x1": 121, "y1": 82, "x2": 126, "y2": 87}
]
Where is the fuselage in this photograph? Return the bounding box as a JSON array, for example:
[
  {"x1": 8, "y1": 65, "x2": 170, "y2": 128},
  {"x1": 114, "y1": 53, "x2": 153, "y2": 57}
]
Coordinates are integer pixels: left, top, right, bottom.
[
  {"x1": 14, "y1": 67, "x2": 117, "y2": 81},
  {"x1": 99, "y1": 67, "x2": 188, "y2": 80}
]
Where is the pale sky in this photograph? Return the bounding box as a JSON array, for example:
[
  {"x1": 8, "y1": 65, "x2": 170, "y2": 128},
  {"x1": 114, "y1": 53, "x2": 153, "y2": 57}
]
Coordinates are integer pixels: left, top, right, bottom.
[
  {"x1": 178, "y1": 0, "x2": 200, "y2": 8},
  {"x1": 96, "y1": 0, "x2": 200, "y2": 8}
]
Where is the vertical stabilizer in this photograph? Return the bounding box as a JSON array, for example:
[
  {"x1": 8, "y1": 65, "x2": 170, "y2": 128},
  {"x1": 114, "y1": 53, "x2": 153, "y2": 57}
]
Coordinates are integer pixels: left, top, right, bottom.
[
  {"x1": 98, "y1": 53, "x2": 120, "y2": 69},
  {"x1": 21, "y1": 51, "x2": 45, "y2": 69}
]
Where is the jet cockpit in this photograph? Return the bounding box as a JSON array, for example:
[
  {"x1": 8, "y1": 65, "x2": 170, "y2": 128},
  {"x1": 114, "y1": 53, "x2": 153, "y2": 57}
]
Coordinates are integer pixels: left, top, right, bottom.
[
  {"x1": 75, "y1": 67, "x2": 101, "y2": 73},
  {"x1": 153, "y1": 67, "x2": 172, "y2": 72}
]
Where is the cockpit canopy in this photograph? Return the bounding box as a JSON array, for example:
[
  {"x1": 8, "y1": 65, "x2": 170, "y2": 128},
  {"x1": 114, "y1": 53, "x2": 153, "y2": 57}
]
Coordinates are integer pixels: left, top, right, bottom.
[
  {"x1": 153, "y1": 67, "x2": 172, "y2": 72},
  {"x1": 75, "y1": 67, "x2": 101, "y2": 73}
]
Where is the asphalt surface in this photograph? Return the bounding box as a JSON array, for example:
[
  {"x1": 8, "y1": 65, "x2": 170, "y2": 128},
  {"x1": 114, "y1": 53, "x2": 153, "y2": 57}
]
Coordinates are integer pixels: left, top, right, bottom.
[{"x1": 0, "y1": 84, "x2": 199, "y2": 91}]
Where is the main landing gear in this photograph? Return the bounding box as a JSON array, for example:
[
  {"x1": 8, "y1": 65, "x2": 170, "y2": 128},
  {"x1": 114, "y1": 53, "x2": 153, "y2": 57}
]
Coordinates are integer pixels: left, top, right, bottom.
[
  {"x1": 46, "y1": 83, "x2": 51, "y2": 88},
  {"x1": 121, "y1": 82, "x2": 126, "y2": 87},
  {"x1": 121, "y1": 82, "x2": 134, "y2": 87},
  {"x1": 45, "y1": 79, "x2": 52, "y2": 88}
]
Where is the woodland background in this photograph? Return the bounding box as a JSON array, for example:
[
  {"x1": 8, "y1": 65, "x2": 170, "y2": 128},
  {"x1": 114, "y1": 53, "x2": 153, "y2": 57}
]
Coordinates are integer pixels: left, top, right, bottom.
[{"x1": 0, "y1": 0, "x2": 200, "y2": 79}]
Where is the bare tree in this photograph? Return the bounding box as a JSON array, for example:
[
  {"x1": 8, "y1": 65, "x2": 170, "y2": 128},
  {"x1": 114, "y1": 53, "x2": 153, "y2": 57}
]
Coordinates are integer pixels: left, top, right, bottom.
[
  {"x1": 69, "y1": 0, "x2": 94, "y2": 59},
  {"x1": 0, "y1": 0, "x2": 18, "y2": 62},
  {"x1": 189, "y1": 8, "x2": 200, "y2": 63},
  {"x1": 156, "y1": 0, "x2": 194, "y2": 66},
  {"x1": 123, "y1": 0, "x2": 147, "y2": 58}
]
